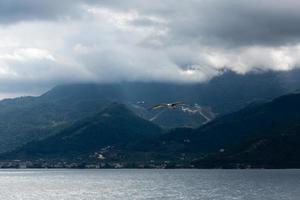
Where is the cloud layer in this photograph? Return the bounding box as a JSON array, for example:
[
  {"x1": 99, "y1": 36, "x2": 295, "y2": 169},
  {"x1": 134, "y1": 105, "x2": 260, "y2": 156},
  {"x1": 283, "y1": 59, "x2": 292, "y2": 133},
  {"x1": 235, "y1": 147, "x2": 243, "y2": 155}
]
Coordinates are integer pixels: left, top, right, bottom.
[{"x1": 0, "y1": 0, "x2": 300, "y2": 96}]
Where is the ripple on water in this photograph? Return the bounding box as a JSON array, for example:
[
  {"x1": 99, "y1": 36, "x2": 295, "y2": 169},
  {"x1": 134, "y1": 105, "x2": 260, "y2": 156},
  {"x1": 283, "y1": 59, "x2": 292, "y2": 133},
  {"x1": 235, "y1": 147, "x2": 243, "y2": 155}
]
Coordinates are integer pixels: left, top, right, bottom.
[{"x1": 0, "y1": 169, "x2": 299, "y2": 200}]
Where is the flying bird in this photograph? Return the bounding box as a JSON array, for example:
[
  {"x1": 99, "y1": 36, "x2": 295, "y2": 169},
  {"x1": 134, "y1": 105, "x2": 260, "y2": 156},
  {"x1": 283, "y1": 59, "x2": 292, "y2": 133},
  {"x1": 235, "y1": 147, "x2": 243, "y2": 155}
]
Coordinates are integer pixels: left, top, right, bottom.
[
  {"x1": 149, "y1": 102, "x2": 216, "y2": 123},
  {"x1": 149, "y1": 102, "x2": 191, "y2": 110}
]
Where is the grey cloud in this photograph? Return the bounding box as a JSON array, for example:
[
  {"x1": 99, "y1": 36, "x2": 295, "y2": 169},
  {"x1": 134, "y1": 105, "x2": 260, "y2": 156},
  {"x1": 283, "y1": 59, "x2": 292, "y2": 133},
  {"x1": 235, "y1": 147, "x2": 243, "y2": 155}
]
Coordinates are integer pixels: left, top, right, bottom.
[
  {"x1": 0, "y1": 0, "x2": 96, "y2": 23},
  {"x1": 129, "y1": 18, "x2": 162, "y2": 27},
  {"x1": 94, "y1": 0, "x2": 300, "y2": 47},
  {"x1": 171, "y1": 0, "x2": 300, "y2": 47},
  {"x1": 0, "y1": 0, "x2": 300, "y2": 97},
  {"x1": 2, "y1": 0, "x2": 300, "y2": 47}
]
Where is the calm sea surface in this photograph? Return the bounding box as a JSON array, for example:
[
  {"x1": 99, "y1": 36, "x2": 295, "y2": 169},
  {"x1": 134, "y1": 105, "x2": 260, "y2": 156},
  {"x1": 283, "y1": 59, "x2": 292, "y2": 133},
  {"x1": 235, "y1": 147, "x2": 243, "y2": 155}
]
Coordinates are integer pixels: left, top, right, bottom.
[{"x1": 0, "y1": 169, "x2": 299, "y2": 200}]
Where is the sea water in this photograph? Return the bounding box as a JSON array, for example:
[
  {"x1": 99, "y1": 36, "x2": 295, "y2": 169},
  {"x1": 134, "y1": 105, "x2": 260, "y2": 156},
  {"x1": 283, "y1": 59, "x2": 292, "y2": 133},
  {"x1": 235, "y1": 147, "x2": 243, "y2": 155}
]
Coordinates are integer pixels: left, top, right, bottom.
[{"x1": 0, "y1": 169, "x2": 299, "y2": 200}]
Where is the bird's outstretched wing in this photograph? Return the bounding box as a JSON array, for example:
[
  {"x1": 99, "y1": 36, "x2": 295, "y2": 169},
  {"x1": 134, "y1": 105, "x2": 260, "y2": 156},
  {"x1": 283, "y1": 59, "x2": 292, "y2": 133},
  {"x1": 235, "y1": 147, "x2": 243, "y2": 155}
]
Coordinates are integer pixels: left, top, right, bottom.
[
  {"x1": 148, "y1": 104, "x2": 167, "y2": 110},
  {"x1": 175, "y1": 102, "x2": 194, "y2": 108}
]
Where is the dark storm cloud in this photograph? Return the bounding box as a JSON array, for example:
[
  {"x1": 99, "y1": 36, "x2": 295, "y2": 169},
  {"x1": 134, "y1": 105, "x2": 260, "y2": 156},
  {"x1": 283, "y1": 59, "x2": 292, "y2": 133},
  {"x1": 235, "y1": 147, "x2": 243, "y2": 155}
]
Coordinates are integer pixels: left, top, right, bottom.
[
  {"x1": 91, "y1": 0, "x2": 300, "y2": 47},
  {"x1": 0, "y1": 0, "x2": 300, "y2": 97},
  {"x1": 167, "y1": 0, "x2": 300, "y2": 47},
  {"x1": 0, "y1": 0, "x2": 101, "y2": 23},
  {"x1": 0, "y1": 0, "x2": 73, "y2": 22},
  {"x1": 1, "y1": 0, "x2": 300, "y2": 47}
]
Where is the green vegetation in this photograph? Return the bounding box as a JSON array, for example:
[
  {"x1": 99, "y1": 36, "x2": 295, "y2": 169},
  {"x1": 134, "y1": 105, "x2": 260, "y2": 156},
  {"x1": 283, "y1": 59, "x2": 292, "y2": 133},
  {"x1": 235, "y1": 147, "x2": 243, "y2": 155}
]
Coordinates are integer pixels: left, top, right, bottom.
[{"x1": 1, "y1": 70, "x2": 300, "y2": 168}]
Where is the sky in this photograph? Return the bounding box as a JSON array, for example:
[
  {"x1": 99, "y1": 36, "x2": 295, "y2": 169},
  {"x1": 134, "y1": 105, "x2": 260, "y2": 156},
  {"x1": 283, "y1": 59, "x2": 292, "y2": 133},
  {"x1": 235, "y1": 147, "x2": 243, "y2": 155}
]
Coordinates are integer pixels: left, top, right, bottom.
[{"x1": 0, "y1": 0, "x2": 300, "y2": 98}]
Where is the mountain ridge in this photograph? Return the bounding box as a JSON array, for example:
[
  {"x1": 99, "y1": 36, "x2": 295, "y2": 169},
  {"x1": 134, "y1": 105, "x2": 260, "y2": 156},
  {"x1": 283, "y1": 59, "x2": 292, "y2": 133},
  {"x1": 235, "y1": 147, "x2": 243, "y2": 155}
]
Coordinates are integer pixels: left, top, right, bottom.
[
  {"x1": 0, "y1": 69, "x2": 298, "y2": 153},
  {"x1": 4, "y1": 103, "x2": 162, "y2": 160}
]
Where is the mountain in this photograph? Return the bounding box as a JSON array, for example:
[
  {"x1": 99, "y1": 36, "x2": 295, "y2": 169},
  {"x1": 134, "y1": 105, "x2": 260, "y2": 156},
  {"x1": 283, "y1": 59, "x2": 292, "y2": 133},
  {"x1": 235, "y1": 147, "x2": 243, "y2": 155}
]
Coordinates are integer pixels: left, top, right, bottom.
[
  {"x1": 194, "y1": 132, "x2": 300, "y2": 168},
  {"x1": 4, "y1": 92, "x2": 300, "y2": 168},
  {"x1": 156, "y1": 92, "x2": 300, "y2": 151},
  {"x1": 0, "y1": 69, "x2": 299, "y2": 153},
  {"x1": 4, "y1": 103, "x2": 162, "y2": 160},
  {"x1": 34, "y1": 68, "x2": 300, "y2": 116},
  {"x1": 154, "y1": 92, "x2": 300, "y2": 168}
]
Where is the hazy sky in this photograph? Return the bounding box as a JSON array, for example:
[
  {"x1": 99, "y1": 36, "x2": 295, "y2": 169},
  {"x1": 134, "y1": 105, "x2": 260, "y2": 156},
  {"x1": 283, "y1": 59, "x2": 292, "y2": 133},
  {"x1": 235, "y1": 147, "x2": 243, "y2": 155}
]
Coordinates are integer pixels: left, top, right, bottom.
[{"x1": 0, "y1": 0, "x2": 300, "y2": 97}]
